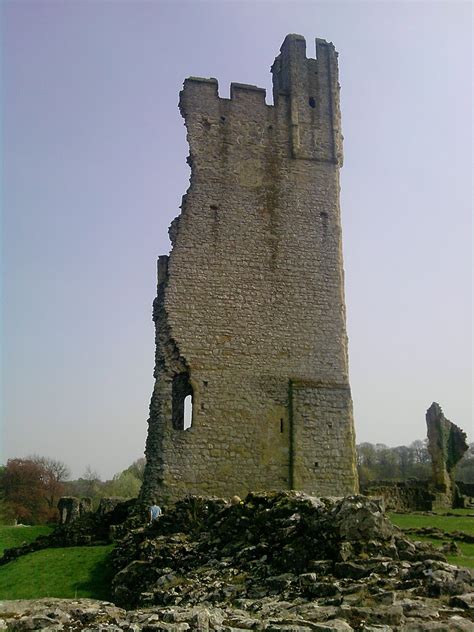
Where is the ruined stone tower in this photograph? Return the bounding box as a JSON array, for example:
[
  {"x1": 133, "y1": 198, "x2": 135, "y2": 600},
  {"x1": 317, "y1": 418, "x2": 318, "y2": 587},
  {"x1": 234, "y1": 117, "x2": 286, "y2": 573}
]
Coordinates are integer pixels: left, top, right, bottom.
[{"x1": 141, "y1": 35, "x2": 358, "y2": 503}]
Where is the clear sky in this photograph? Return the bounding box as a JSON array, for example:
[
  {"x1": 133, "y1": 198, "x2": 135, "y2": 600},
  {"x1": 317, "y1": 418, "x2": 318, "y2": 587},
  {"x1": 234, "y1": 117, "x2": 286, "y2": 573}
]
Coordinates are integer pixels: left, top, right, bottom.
[{"x1": 2, "y1": 1, "x2": 472, "y2": 480}]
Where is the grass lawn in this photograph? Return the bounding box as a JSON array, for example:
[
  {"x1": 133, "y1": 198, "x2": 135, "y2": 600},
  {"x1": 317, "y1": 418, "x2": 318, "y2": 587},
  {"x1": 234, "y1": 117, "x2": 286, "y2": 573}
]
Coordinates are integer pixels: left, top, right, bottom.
[
  {"x1": 0, "y1": 525, "x2": 53, "y2": 555},
  {"x1": 389, "y1": 512, "x2": 474, "y2": 535},
  {"x1": 434, "y1": 509, "x2": 474, "y2": 517},
  {"x1": 406, "y1": 535, "x2": 474, "y2": 570},
  {"x1": 446, "y1": 542, "x2": 474, "y2": 569},
  {"x1": 389, "y1": 512, "x2": 474, "y2": 570},
  {"x1": 0, "y1": 545, "x2": 114, "y2": 600}
]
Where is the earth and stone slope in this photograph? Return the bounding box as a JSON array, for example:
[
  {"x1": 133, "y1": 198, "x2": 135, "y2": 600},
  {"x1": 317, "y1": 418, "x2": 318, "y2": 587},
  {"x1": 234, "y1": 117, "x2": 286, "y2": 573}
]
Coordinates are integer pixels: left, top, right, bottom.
[{"x1": 1, "y1": 491, "x2": 473, "y2": 630}]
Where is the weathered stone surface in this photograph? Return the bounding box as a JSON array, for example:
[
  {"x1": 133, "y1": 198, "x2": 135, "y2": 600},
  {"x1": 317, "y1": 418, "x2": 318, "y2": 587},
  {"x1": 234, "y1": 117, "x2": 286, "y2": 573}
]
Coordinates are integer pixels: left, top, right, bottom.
[
  {"x1": 105, "y1": 492, "x2": 473, "y2": 628},
  {"x1": 450, "y1": 593, "x2": 474, "y2": 614},
  {"x1": 426, "y1": 402, "x2": 468, "y2": 509},
  {"x1": 0, "y1": 599, "x2": 126, "y2": 630},
  {"x1": 57, "y1": 496, "x2": 92, "y2": 524},
  {"x1": 140, "y1": 34, "x2": 358, "y2": 504},
  {"x1": 361, "y1": 480, "x2": 436, "y2": 512},
  {"x1": 2, "y1": 496, "x2": 473, "y2": 629}
]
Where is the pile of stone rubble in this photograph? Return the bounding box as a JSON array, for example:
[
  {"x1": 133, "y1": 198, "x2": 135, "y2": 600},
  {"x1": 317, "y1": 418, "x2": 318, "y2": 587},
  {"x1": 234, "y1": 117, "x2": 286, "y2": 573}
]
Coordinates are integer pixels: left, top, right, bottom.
[{"x1": 1, "y1": 492, "x2": 473, "y2": 630}]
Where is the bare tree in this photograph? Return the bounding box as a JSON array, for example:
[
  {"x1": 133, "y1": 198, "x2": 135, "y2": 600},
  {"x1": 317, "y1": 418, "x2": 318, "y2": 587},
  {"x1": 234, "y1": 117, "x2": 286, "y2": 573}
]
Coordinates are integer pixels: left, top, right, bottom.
[
  {"x1": 29, "y1": 455, "x2": 71, "y2": 509},
  {"x1": 81, "y1": 465, "x2": 102, "y2": 497}
]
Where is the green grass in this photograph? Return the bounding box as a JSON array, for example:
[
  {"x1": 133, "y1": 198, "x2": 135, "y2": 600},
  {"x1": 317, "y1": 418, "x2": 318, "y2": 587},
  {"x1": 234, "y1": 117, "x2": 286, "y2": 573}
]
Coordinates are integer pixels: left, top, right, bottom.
[
  {"x1": 434, "y1": 508, "x2": 474, "y2": 517},
  {"x1": 447, "y1": 543, "x2": 474, "y2": 569},
  {"x1": 0, "y1": 545, "x2": 114, "y2": 600},
  {"x1": 0, "y1": 525, "x2": 53, "y2": 555},
  {"x1": 388, "y1": 512, "x2": 474, "y2": 570},
  {"x1": 389, "y1": 512, "x2": 474, "y2": 535},
  {"x1": 404, "y1": 534, "x2": 474, "y2": 570}
]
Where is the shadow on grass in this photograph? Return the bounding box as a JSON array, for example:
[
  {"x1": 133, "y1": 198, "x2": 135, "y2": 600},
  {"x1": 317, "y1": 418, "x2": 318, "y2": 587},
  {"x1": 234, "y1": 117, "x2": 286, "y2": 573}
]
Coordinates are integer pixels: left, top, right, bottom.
[{"x1": 75, "y1": 550, "x2": 116, "y2": 600}]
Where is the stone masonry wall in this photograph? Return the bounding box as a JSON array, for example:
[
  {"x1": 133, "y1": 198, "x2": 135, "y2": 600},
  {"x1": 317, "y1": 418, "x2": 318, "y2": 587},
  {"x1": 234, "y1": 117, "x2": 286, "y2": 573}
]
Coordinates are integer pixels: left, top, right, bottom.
[{"x1": 141, "y1": 35, "x2": 358, "y2": 503}]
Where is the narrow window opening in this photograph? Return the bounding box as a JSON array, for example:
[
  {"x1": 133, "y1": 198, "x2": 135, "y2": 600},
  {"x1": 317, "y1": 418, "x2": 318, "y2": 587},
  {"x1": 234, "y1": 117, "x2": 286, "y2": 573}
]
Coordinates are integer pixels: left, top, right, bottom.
[
  {"x1": 172, "y1": 372, "x2": 193, "y2": 430},
  {"x1": 314, "y1": 461, "x2": 319, "y2": 468},
  {"x1": 184, "y1": 395, "x2": 193, "y2": 430},
  {"x1": 309, "y1": 97, "x2": 316, "y2": 109},
  {"x1": 280, "y1": 418, "x2": 284, "y2": 433}
]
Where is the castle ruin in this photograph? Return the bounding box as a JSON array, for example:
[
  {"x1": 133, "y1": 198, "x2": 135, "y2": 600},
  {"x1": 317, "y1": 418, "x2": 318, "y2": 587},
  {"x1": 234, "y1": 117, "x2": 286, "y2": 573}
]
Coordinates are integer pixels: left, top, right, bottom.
[
  {"x1": 426, "y1": 402, "x2": 468, "y2": 509},
  {"x1": 141, "y1": 35, "x2": 358, "y2": 503}
]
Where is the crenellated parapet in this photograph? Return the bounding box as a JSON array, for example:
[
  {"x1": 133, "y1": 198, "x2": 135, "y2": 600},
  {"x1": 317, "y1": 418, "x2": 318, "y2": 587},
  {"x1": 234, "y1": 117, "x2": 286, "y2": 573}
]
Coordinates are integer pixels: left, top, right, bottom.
[
  {"x1": 179, "y1": 35, "x2": 343, "y2": 165},
  {"x1": 179, "y1": 78, "x2": 267, "y2": 113}
]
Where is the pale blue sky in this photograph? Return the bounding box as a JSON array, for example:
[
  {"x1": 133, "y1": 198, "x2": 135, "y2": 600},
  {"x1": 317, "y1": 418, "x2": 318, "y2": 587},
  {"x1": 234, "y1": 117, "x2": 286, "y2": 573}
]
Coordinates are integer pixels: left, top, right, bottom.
[{"x1": 2, "y1": 1, "x2": 472, "y2": 479}]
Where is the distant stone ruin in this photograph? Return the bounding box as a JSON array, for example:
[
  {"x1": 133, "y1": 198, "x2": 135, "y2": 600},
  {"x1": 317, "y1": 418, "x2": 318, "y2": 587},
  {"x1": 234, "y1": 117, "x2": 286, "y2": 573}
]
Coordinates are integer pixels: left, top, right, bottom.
[
  {"x1": 141, "y1": 34, "x2": 358, "y2": 503},
  {"x1": 361, "y1": 480, "x2": 435, "y2": 512},
  {"x1": 426, "y1": 402, "x2": 468, "y2": 509},
  {"x1": 0, "y1": 497, "x2": 137, "y2": 568},
  {"x1": 57, "y1": 496, "x2": 92, "y2": 525},
  {"x1": 362, "y1": 404, "x2": 470, "y2": 512}
]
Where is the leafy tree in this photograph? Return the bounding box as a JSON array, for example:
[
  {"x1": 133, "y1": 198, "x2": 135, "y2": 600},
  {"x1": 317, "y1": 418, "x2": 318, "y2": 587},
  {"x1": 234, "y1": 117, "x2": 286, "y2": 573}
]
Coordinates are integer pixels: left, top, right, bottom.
[
  {"x1": 0, "y1": 495, "x2": 15, "y2": 525},
  {"x1": 64, "y1": 458, "x2": 145, "y2": 507},
  {"x1": 124, "y1": 458, "x2": 146, "y2": 482},
  {"x1": 102, "y1": 471, "x2": 141, "y2": 498},
  {"x1": 0, "y1": 459, "x2": 49, "y2": 523},
  {"x1": 97, "y1": 459, "x2": 144, "y2": 499},
  {"x1": 0, "y1": 457, "x2": 70, "y2": 524},
  {"x1": 0, "y1": 465, "x2": 15, "y2": 525}
]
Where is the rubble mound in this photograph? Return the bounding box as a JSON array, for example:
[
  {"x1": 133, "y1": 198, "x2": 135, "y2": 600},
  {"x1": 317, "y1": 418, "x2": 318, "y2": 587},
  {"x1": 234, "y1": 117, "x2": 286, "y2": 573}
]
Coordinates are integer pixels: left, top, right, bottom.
[{"x1": 106, "y1": 492, "x2": 473, "y2": 629}]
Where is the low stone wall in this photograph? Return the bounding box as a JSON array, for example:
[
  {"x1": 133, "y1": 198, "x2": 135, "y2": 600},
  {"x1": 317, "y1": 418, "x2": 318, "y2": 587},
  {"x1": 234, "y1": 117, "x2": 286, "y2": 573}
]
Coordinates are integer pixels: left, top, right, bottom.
[
  {"x1": 456, "y1": 481, "x2": 474, "y2": 500},
  {"x1": 361, "y1": 480, "x2": 435, "y2": 512}
]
